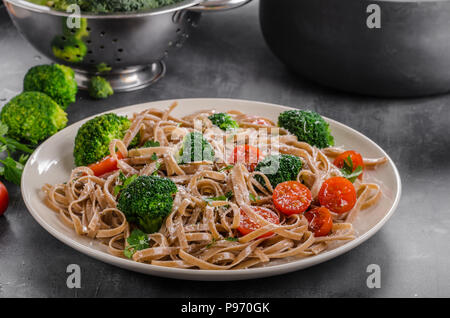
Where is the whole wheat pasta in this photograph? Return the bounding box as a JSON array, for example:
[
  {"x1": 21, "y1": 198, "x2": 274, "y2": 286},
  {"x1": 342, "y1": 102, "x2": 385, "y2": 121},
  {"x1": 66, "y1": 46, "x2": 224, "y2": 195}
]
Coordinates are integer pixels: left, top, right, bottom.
[{"x1": 42, "y1": 103, "x2": 387, "y2": 270}]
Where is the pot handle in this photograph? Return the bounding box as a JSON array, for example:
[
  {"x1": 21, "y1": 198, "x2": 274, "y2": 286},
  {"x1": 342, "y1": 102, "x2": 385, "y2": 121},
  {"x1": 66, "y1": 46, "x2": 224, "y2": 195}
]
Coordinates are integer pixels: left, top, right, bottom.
[{"x1": 189, "y1": 0, "x2": 252, "y2": 12}]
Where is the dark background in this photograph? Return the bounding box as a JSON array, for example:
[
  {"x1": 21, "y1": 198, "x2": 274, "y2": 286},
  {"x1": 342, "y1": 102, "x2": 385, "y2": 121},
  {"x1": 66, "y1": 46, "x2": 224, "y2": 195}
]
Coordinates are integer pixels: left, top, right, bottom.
[{"x1": 1, "y1": 1, "x2": 449, "y2": 297}]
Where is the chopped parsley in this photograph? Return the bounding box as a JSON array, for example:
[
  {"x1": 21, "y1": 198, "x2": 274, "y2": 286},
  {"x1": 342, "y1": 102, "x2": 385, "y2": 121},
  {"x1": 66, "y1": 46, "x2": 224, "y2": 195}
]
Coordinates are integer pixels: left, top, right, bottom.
[
  {"x1": 204, "y1": 191, "x2": 233, "y2": 204},
  {"x1": 249, "y1": 193, "x2": 260, "y2": 202},
  {"x1": 143, "y1": 140, "x2": 160, "y2": 147},
  {"x1": 340, "y1": 156, "x2": 363, "y2": 183},
  {"x1": 219, "y1": 165, "x2": 234, "y2": 172},
  {"x1": 206, "y1": 238, "x2": 217, "y2": 248},
  {"x1": 124, "y1": 229, "x2": 150, "y2": 259},
  {"x1": 113, "y1": 172, "x2": 138, "y2": 196}
]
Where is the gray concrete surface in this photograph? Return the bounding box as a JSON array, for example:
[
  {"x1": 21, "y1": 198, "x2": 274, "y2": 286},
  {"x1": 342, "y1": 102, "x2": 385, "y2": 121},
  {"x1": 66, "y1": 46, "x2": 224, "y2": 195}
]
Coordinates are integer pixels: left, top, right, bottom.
[{"x1": 0, "y1": 1, "x2": 449, "y2": 297}]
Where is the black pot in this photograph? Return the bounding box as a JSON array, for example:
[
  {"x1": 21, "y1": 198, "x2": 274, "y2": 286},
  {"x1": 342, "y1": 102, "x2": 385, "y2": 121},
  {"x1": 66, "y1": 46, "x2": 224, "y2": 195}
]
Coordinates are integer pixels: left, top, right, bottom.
[{"x1": 260, "y1": 0, "x2": 450, "y2": 97}]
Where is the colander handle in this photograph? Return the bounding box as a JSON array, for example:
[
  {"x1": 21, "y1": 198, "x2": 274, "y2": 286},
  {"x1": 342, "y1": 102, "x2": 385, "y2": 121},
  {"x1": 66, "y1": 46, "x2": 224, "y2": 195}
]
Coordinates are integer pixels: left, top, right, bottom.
[{"x1": 189, "y1": 0, "x2": 252, "y2": 12}]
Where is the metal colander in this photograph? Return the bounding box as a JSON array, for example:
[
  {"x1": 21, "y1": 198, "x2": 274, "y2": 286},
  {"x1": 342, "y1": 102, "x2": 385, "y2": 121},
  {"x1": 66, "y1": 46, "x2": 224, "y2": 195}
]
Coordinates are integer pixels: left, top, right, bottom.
[{"x1": 3, "y1": 0, "x2": 251, "y2": 91}]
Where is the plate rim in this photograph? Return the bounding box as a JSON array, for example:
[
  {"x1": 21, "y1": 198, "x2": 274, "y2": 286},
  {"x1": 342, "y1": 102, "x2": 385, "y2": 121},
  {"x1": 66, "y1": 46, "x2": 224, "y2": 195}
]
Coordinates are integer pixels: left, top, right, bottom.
[{"x1": 21, "y1": 97, "x2": 402, "y2": 280}]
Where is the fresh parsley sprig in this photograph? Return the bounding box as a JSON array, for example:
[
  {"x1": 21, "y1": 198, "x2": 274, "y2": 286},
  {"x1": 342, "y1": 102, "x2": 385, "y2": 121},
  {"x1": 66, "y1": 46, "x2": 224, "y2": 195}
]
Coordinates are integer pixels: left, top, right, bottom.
[
  {"x1": 218, "y1": 165, "x2": 234, "y2": 172},
  {"x1": 204, "y1": 191, "x2": 233, "y2": 204},
  {"x1": 340, "y1": 155, "x2": 363, "y2": 183},
  {"x1": 124, "y1": 229, "x2": 150, "y2": 259},
  {"x1": 249, "y1": 193, "x2": 261, "y2": 202},
  {"x1": 143, "y1": 140, "x2": 160, "y2": 148},
  {"x1": 113, "y1": 172, "x2": 138, "y2": 196}
]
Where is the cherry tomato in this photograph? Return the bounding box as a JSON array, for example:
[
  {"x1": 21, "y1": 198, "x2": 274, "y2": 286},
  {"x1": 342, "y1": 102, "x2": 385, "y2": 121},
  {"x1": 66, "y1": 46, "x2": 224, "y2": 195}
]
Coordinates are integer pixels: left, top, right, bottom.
[
  {"x1": 237, "y1": 207, "x2": 280, "y2": 238},
  {"x1": 333, "y1": 150, "x2": 364, "y2": 180},
  {"x1": 230, "y1": 145, "x2": 262, "y2": 172},
  {"x1": 88, "y1": 152, "x2": 124, "y2": 177},
  {"x1": 0, "y1": 181, "x2": 9, "y2": 216},
  {"x1": 272, "y1": 181, "x2": 312, "y2": 215},
  {"x1": 304, "y1": 207, "x2": 333, "y2": 237},
  {"x1": 318, "y1": 177, "x2": 356, "y2": 214}
]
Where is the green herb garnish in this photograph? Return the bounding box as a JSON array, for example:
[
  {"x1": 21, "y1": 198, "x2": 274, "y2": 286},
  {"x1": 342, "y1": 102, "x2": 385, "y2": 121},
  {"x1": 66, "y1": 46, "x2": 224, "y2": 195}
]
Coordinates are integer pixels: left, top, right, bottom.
[
  {"x1": 249, "y1": 193, "x2": 260, "y2": 202},
  {"x1": 206, "y1": 238, "x2": 217, "y2": 249},
  {"x1": 219, "y1": 165, "x2": 234, "y2": 172},
  {"x1": 152, "y1": 161, "x2": 161, "y2": 176},
  {"x1": 204, "y1": 191, "x2": 233, "y2": 204},
  {"x1": 124, "y1": 229, "x2": 150, "y2": 259},
  {"x1": 143, "y1": 140, "x2": 160, "y2": 148},
  {"x1": 113, "y1": 173, "x2": 138, "y2": 196},
  {"x1": 340, "y1": 155, "x2": 363, "y2": 183}
]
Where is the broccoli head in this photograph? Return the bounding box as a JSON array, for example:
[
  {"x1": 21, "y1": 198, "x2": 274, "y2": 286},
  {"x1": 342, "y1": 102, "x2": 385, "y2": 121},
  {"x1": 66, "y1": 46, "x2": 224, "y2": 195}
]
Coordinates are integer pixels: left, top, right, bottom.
[
  {"x1": 278, "y1": 110, "x2": 334, "y2": 149},
  {"x1": 73, "y1": 113, "x2": 134, "y2": 166},
  {"x1": 178, "y1": 132, "x2": 215, "y2": 164},
  {"x1": 0, "y1": 92, "x2": 68, "y2": 145},
  {"x1": 208, "y1": 112, "x2": 239, "y2": 131},
  {"x1": 117, "y1": 175, "x2": 178, "y2": 233},
  {"x1": 23, "y1": 64, "x2": 77, "y2": 110},
  {"x1": 88, "y1": 76, "x2": 114, "y2": 99},
  {"x1": 51, "y1": 35, "x2": 87, "y2": 63},
  {"x1": 255, "y1": 154, "x2": 302, "y2": 188}
]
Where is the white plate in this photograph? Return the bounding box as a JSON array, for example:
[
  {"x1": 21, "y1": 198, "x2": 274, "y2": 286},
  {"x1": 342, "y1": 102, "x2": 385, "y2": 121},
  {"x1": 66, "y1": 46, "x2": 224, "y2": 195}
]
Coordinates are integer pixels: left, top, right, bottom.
[{"x1": 21, "y1": 98, "x2": 401, "y2": 281}]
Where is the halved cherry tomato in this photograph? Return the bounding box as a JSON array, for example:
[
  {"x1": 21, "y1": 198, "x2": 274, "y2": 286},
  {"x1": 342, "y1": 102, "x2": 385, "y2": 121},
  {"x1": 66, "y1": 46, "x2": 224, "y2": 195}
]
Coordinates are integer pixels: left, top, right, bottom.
[
  {"x1": 88, "y1": 152, "x2": 123, "y2": 177},
  {"x1": 272, "y1": 181, "x2": 312, "y2": 215},
  {"x1": 304, "y1": 207, "x2": 333, "y2": 237},
  {"x1": 318, "y1": 177, "x2": 356, "y2": 214},
  {"x1": 230, "y1": 145, "x2": 262, "y2": 172},
  {"x1": 237, "y1": 207, "x2": 280, "y2": 238},
  {"x1": 0, "y1": 181, "x2": 9, "y2": 216},
  {"x1": 333, "y1": 150, "x2": 364, "y2": 180}
]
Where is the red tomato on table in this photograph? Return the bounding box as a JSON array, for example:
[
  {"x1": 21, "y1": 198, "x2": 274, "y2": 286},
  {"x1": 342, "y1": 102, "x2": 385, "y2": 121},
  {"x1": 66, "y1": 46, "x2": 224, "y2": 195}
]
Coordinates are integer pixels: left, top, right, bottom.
[
  {"x1": 318, "y1": 177, "x2": 356, "y2": 214},
  {"x1": 237, "y1": 207, "x2": 280, "y2": 238},
  {"x1": 272, "y1": 181, "x2": 312, "y2": 215},
  {"x1": 304, "y1": 207, "x2": 333, "y2": 237},
  {"x1": 0, "y1": 181, "x2": 9, "y2": 216}
]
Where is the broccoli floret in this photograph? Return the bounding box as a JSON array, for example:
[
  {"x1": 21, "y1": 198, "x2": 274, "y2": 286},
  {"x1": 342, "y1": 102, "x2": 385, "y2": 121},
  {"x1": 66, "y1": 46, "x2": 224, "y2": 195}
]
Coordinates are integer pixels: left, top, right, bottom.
[
  {"x1": 208, "y1": 113, "x2": 239, "y2": 131},
  {"x1": 178, "y1": 132, "x2": 215, "y2": 164},
  {"x1": 117, "y1": 175, "x2": 177, "y2": 233},
  {"x1": 88, "y1": 76, "x2": 114, "y2": 99},
  {"x1": 96, "y1": 63, "x2": 112, "y2": 73},
  {"x1": 23, "y1": 64, "x2": 77, "y2": 110},
  {"x1": 73, "y1": 113, "x2": 134, "y2": 166},
  {"x1": 0, "y1": 92, "x2": 68, "y2": 145},
  {"x1": 278, "y1": 110, "x2": 334, "y2": 149},
  {"x1": 255, "y1": 154, "x2": 302, "y2": 188},
  {"x1": 51, "y1": 35, "x2": 87, "y2": 63}
]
